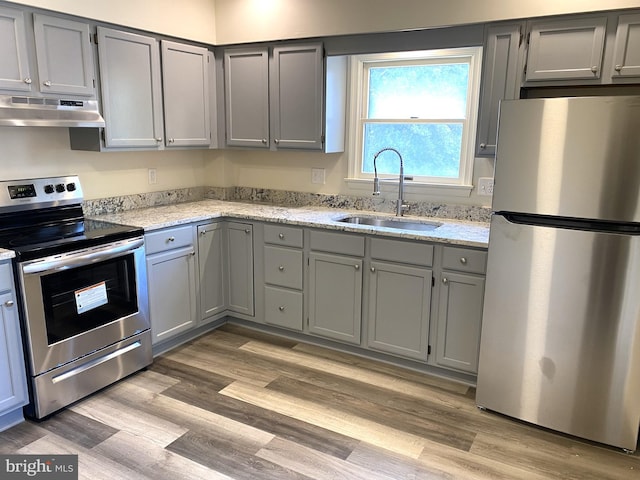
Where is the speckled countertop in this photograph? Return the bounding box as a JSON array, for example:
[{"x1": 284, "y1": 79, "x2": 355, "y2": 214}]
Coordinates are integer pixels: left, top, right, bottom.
[{"x1": 90, "y1": 199, "x2": 490, "y2": 248}]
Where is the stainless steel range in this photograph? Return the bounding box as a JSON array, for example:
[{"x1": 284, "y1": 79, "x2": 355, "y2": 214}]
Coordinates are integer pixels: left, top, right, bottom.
[{"x1": 0, "y1": 176, "x2": 151, "y2": 419}]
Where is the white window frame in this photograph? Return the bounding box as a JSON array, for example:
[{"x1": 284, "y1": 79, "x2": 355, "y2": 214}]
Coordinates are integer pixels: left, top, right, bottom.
[{"x1": 345, "y1": 47, "x2": 483, "y2": 198}]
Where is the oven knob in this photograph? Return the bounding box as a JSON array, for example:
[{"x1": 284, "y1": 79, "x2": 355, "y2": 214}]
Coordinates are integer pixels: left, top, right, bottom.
[
  {"x1": 55, "y1": 183, "x2": 66, "y2": 193},
  {"x1": 66, "y1": 182, "x2": 76, "y2": 192},
  {"x1": 44, "y1": 184, "x2": 55, "y2": 194}
]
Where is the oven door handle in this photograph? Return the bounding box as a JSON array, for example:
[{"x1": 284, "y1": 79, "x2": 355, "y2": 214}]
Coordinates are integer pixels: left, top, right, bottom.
[{"x1": 22, "y1": 237, "x2": 144, "y2": 275}]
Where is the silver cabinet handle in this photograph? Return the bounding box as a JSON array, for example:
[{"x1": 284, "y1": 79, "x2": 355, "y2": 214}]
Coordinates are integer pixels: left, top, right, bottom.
[
  {"x1": 168, "y1": 138, "x2": 175, "y2": 144},
  {"x1": 278, "y1": 233, "x2": 285, "y2": 239},
  {"x1": 24, "y1": 77, "x2": 32, "y2": 84},
  {"x1": 278, "y1": 306, "x2": 285, "y2": 311},
  {"x1": 591, "y1": 65, "x2": 598, "y2": 73},
  {"x1": 354, "y1": 264, "x2": 360, "y2": 270},
  {"x1": 460, "y1": 257, "x2": 467, "y2": 265},
  {"x1": 43, "y1": 80, "x2": 52, "y2": 87},
  {"x1": 479, "y1": 143, "x2": 486, "y2": 149},
  {"x1": 278, "y1": 265, "x2": 285, "y2": 271},
  {"x1": 442, "y1": 277, "x2": 448, "y2": 284},
  {"x1": 274, "y1": 139, "x2": 280, "y2": 144},
  {"x1": 244, "y1": 229, "x2": 251, "y2": 234},
  {"x1": 615, "y1": 64, "x2": 623, "y2": 72},
  {"x1": 261, "y1": 138, "x2": 267, "y2": 144},
  {"x1": 167, "y1": 236, "x2": 175, "y2": 242},
  {"x1": 4, "y1": 300, "x2": 14, "y2": 307},
  {"x1": 200, "y1": 230, "x2": 206, "y2": 236},
  {"x1": 155, "y1": 137, "x2": 163, "y2": 142},
  {"x1": 370, "y1": 267, "x2": 376, "y2": 272}
]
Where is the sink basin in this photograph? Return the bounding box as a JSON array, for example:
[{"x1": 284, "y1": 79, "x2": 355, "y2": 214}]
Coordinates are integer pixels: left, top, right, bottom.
[{"x1": 338, "y1": 216, "x2": 442, "y2": 232}]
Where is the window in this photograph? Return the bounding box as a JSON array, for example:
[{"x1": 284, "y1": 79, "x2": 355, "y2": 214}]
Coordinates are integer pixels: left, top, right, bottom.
[{"x1": 347, "y1": 47, "x2": 482, "y2": 196}]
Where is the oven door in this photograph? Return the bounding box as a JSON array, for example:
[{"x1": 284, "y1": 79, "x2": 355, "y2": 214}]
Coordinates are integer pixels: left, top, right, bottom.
[{"x1": 17, "y1": 237, "x2": 150, "y2": 376}]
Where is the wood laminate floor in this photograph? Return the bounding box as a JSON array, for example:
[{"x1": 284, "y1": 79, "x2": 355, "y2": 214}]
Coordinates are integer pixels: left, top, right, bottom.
[{"x1": 1, "y1": 324, "x2": 639, "y2": 479}]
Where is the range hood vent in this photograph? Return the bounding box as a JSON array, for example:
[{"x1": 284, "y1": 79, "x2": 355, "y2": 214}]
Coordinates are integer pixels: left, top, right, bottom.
[{"x1": 0, "y1": 95, "x2": 105, "y2": 128}]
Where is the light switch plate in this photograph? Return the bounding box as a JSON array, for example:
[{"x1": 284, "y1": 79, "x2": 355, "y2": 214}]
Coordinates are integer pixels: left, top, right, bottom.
[
  {"x1": 148, "y1": 168, "x2": 157, "y2": 185},
  {"x1": 311, "y1": 168, "x2": 325, "y2": 185}
]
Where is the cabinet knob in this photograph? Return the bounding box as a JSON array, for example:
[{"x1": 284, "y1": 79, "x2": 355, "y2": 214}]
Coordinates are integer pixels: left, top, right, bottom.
[
  {"x1": 615, "y1": 64, "x2": 623, "y2": 72},
  {"x1": 591, "y1": 65, "x2": 598, "y2": 73},
  {"x1": 442, "y1": 277, "x2": 448, "y2": 284},
  {"x1": 278, "y1": 265, "x2": 285, "y2": 271},
  {"x1": 278, "y1": 305, "x2": 285, "y2": 311},
  {"x1": 460, "y1": 257, "x2": 467, "y2": 265},
  {"x1": 370, "y1": 266, "x2": 376, "y2": 272},
  {"x1": 43, "y1": 80, "x2": 52, "y2": 87},
  {"x1": 167, "y1": 236, "x2": 175, "y2": 242},
  {"x1": 278, "y1": 233, "x2": 285, "y2": 240},
  {"x1": 168, "y1": 138, "x2": 175, "y2": 144},
  {"x1": 24, "y1": 77, "x2": 32, "y2": 84},
  {"x1": 155, "y1": 137, "x2": 163, "y2": 142},
  {"x1": 479, "y1": 143, "x2": 486, "y2": 150},
  {"x1": 244, "y1": 229, "x2": 251, "y2": 234},
  {"x1": 200, "y1": 230, "x2": 207, "y2": 236},
  {"x1": 274, "y1": 139, "x2": 280, "y2": 144},
  {"x1": 4, "y1": 300, "x2": 14, "y2": 307},
  {"x1": 261, "y1": 138, "x2": 267, "y2": 144},
  {"x1": 354, "y1": 264, "x2": 360, "y2": 270}
]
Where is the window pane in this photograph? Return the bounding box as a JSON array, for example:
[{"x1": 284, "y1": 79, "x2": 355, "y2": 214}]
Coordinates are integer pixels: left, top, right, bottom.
[
  {"x1": 367, "y1": 63, "x2": 469, "y2": 119},
  {"x1": 363, "y1": 123, "x2": 462, "y2": 178}
]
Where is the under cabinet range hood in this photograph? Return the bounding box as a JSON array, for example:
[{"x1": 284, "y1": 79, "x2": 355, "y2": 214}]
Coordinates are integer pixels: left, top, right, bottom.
[{"x1": 0, "y1": 95, "x2": 105, "y2": 128}]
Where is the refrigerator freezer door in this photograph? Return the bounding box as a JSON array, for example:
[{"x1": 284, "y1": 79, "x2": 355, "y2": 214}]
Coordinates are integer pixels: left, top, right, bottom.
[
  {"x1": 493, "y1": 96, "x2": 640, "y2": 223},
  {"x1": 477, "y1": 214, "x2": 640, "y2": 451}
]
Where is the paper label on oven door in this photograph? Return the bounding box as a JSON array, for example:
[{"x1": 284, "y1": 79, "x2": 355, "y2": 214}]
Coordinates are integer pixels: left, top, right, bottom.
[{"x1": 75, "y1": 281, "x2": 108, "y2": 314}]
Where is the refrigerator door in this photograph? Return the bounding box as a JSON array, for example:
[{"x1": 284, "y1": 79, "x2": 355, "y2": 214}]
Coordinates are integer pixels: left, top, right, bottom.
[
  {"x1": 493, "y1": 96, "x2": 640, "y2": 223},
  {"x1": 477, "y1": 214, "x2": 640, "y2": 451}
]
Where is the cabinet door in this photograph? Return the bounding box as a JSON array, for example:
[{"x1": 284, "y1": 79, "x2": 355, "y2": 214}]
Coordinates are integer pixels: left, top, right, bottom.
[
  {"x1": 525, "y1": 17, "x2": 607, "y2": 81},
  {"x1": 226, "y1": 222, "x2": 254, "y2": 316},
  {"x1": 308, "y1": 252, "x2": 362, "y2": 345},
  {"x1": 271, "y1": 44, "x2": 323, "y2": 150},
  {"x1": 436, "y1": 271, "x2": 485, "y2": 374},
  {"x1": 367, "y1": 261, "x2": 432, "y2": 361},
  {"x1": 0, "y1": 6, "x2": 31, "y2": 92},
  {"x1": 476, "y1": 24, "x2": 522, "y2": 157},
  {"x1": 197, "y1": 222, "x2": 225, "y2": 322},
  {"x1": 97, "y1": 27, "x2": 164, "y2": 148},
  {"x1": 224, "y1": 49, "x2": 269, "y2": 148},
  {"x1": 612, "y1": 13, "x2": 640, "y2": 78},
  {"x1": 0, "y1": 291, "x2": 28, "y2": 416},
  {"x1": 33, "y1": 14, "x2": 95, "y2": 96},
  {"x1": 147, "y1": 246, "x2": 197, "y2": 344},
  {"x1": 161, "y1": 40, "x2": 210, "y2": 147}
]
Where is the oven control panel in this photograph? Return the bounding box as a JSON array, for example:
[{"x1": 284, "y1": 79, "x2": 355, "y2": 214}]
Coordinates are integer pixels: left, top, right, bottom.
[{"x1": 0, "y1": 176, "x2": 83, "y2": 211}]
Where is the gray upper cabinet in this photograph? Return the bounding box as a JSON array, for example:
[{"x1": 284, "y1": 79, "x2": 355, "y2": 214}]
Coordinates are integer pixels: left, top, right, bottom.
[
  {"x1": 612, "y1": 13, "x2": 640, "y2": 79},
  {"x1": 525, "y1": 16, "x2": 607, "y2": 82},
  {"x1": 270, "y1": 44, "x2": 323, "y2": 150},
  {"x1": 32, "y1": 14, "x2": 94, "y2": 96},
  {"x1": 97, "y1": 27, "x2": 164, "y2": 149},
  {"x1": 476, "y1": 24, "x2": 523, "y2": 157},
  {"x1": 161, "y1": 40, "x2": 211, "y2": 147},
  {"x1": 224, "y1": 48, "x2": 270, "y2": 148},
  {"x1": 0, "y1": 7, "x2": 95, "y2": 96}
]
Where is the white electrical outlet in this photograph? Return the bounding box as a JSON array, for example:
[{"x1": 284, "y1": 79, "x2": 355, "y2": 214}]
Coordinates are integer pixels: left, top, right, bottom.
[
  {"x1": 148, "y1": 168, "x2": 157, "y2": 185},
  {"x1": 311, "y1": 168, "x2": 325, "y2": 185},
  {"x1": 478, "y1": 177, "x2": 494, "y2": 196}
]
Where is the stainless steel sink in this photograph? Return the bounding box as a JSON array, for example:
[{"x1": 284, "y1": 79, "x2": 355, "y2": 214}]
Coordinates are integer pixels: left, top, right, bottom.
[{"x1": 337, "y1": 216, "x2": 442, "y2": 231}]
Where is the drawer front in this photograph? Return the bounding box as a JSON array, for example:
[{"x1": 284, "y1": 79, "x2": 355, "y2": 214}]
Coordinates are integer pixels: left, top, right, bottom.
[
  {"x1": 370, "y1": 238, "x2": 434, "y2": 266},
  {"x1": 309, "y1": 230, "x2": 365, "y2": 256},
  {"x1": 264, "y1": 286, "x2": 303, "y2": 331},
  {"x1": 442, "y1": 246, "x2": 487, "y2": 274},
  {"x1": 264, "y1": 246, "x2": 303, "y2": 289},
  {"x1": 0, "y1": 261, "x2": 13, "y2": 292},
  {"x1": 145, "y1": 225, "x2": 193, "y2": 255},
  {"x1": 264, "y1": 224, "x2": 303, "y2": 248}
]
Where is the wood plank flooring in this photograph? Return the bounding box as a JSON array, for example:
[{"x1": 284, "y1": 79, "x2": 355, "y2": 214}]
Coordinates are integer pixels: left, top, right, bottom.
[{"x1": 1, "y1": 323, "x2": 639, "y2": 479}]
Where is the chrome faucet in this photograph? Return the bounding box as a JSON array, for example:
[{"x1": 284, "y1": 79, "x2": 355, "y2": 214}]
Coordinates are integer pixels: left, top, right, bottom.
[{"x1": 372, "y1": 147, "x2": 409, "y2": 216}]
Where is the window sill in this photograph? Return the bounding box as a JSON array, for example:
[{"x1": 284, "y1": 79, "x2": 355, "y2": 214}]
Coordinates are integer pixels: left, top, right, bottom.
[{"x1": 344, "y1": 178, "x2": 473, "y2": 198}]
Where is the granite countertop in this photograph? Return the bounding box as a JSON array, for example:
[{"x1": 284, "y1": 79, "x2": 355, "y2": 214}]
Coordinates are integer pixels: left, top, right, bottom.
[{"x1": 92, "y1": 199, "x2": 490, "y2": 248}]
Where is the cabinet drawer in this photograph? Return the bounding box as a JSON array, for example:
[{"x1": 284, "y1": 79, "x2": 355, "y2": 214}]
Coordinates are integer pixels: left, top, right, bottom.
[
  {"x1": 0, "y1": 261, "x2": 13, "y2": 292},
  {"x1": 265, "y1": 286, "x2": 303, "y2": 331},
  {"x1": 442, "y1": 246, "x2": 487, "y2": 274},
  {"x1": 309, "y1": 230, "x2": 365, "y2": 256},
  {"x1": 264, "y1": 224, "x2": 303, "y2": 247},
  {"x1": 264, "y1": 246, "x2": 303, "y2": 289},
  {"x1": 370, "y1": 238, "x2": 434, "y2": 266},
  {"x1": 145, "y1": 225, "x2": 193, "y2": 255}
]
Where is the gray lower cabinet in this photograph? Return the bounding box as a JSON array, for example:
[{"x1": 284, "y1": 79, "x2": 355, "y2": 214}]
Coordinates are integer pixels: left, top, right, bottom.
[
  {"x1": 145, "y1": 226, "x2": 197, "y2": 344},
  {"x1": 435, "y1": 246, "x2": 487, "y2": 374},
  {"x1": 226, "y1": 222, "x2": 255, "y2": 317},
  {"x1": 197, "y1": 222, "x2": 226, "y2": 323},
  {"x1": 0, "y1": 261, "x2": 28, "y2": 431}
]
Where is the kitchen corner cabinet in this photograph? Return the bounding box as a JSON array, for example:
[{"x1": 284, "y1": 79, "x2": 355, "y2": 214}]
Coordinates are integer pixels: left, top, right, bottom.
[
  {"x1": 308, "y1": 231, "x2": 364, "y2": 345},
  {"x1": 0, "y1": 262, "x2": 28, "y2": 431},
  {"x1": 0, "y1": 7, "x2": 95, "y2": 96},
  {"x1": 197, "y1": 222, "x2": 226, "y2": 323},
  {"x1": 224, "y1": 43, "x2": 346, "y2": 152},
  {"x1": 226, "y1": 222, "x2": 255, "y2": 317},
  {"x1": 161, "y1": 40, "x2": 211, "y2": 147},
  {"x1": 435, "y1": 246, "x2": 487, "y2": 374},
  {"x1": 476, "y1": 24, "x2": 523, "y2": 157},
  {"x1": 145, "y1": 226, "x2": 198, "y2": 345},
  {"x1": 611, "y1": 13, "x2": 640, "y2": 79},
  {"x1": 524, "y1": 17, "x2": 607, "y2": 82}
]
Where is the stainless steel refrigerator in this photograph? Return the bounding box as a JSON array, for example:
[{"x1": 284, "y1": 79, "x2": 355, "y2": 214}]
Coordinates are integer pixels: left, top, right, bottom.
[{"x1": 476, "y1": 96, "x2": 640, "y2": 452}]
